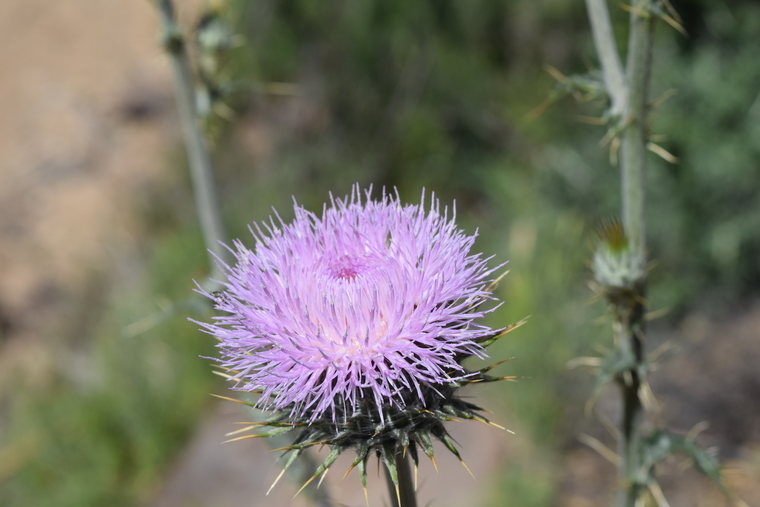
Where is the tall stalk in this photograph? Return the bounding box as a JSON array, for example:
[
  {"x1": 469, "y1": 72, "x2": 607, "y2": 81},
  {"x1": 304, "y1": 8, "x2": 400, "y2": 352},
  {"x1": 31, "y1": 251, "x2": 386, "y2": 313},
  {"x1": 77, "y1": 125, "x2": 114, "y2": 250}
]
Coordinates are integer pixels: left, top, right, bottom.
[
  {"x1": 156, "y1": 0, "x2": 227, "y2": 279},
  {"x1": 621, "y1": 2, "x2": 655, "y2": 258},
  {"x1": 618, "y1": 6, "x2": 654, "y2": 506},
  {"x1": 585, "y1": 1, "x2": 655, "y2": 505}
]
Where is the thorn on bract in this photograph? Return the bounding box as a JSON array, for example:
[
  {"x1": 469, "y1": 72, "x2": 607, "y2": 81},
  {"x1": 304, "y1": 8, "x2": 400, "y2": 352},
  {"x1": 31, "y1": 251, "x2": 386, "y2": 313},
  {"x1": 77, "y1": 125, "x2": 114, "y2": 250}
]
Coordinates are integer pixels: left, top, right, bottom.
[
  {"x1": 460, "y1": 459, "x2": 476, "y2": 479},
  {"x1": 209, "y1": 393, "x2": 255, "y2": 406}
]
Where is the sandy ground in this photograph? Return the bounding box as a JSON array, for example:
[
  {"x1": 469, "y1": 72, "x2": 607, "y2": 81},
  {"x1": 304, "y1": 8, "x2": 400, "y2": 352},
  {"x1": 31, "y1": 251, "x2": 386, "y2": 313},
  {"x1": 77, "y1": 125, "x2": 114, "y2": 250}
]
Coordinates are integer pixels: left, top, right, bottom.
[{"x1": 0, "y1": 1, "x2": 197, "y2": 385}]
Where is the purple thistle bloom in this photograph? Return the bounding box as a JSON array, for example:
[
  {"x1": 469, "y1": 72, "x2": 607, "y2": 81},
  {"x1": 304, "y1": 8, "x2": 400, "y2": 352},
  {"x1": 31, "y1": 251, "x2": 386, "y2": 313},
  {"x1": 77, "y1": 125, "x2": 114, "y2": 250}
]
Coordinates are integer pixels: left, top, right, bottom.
[{"x1": 199, "y1": 186, "x2": 502, "y2": 424}]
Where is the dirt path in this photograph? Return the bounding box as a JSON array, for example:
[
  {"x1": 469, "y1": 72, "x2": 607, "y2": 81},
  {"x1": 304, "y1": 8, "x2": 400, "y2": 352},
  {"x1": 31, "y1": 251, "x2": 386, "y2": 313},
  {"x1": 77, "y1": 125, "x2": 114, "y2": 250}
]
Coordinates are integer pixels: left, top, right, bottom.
[{"x1": 152, "y1": 399, "x2": 521, "y2": 507}]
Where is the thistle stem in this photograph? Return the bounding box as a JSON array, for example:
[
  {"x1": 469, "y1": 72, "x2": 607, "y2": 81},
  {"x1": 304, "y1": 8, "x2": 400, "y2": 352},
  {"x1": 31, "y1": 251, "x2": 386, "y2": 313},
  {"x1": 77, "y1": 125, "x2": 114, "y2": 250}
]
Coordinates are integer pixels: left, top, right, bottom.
[
  {"x1": 621, "y1": 1, "x2": 655, "y2": 259},
  {"x1": 585, "y1": 1, "x2": 655, "y2": 505},
  {"x1": 584, "y1": 0, "x2": 626, "y2": 117},
  {"x1": 618, "y1": 5, "x2": 654, "y2": 506},
  {"x1": 384, "y1": 452, "x2": 417, "y2": 507},
  {"x1": 613, "y1": 286, "x2": 646, "y2": 506},
  {"x1": 156, "y1": 0, "x2": 227, "y2": 279}
]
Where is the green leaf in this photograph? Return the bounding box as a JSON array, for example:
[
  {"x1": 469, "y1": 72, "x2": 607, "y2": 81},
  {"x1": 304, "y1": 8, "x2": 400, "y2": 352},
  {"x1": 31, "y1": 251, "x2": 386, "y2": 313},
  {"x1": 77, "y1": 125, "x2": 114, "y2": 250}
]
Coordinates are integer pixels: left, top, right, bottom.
[
  {"x1": 293, "y1": 447, "x2": 341, "y2": 498},
  {"x1": 641, "y1": 431, "x2": 722, "y2": 485},
  {"x1": 593, "y1": 346, "x2": 636, "y2": 394}
]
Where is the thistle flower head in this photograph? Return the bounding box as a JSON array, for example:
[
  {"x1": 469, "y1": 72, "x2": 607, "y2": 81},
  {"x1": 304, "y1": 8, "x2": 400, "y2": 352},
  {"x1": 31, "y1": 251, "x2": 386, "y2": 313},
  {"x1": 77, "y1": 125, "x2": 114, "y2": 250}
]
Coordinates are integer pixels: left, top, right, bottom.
[{"x1": 197, "y1": 186, "x2": 517, "y2": 493}]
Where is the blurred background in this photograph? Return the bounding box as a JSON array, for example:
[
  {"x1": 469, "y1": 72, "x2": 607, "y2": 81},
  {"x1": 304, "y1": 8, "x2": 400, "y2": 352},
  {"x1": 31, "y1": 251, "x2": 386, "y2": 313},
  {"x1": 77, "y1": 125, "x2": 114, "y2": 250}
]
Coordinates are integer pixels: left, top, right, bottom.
[{"x1": 1, "y1": 1, "x2": 759, "y2": 506}]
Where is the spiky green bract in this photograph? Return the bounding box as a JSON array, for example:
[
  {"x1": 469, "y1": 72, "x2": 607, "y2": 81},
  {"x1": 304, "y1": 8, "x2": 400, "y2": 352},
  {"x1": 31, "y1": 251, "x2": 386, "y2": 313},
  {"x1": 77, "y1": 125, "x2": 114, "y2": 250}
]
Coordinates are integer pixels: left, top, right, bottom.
[
  {"x1": 592, "y1": 220, "x2": 645, "y2": 297},
  {"x1": 229, "y1": 323, "x2": 522, "y2": 495}
]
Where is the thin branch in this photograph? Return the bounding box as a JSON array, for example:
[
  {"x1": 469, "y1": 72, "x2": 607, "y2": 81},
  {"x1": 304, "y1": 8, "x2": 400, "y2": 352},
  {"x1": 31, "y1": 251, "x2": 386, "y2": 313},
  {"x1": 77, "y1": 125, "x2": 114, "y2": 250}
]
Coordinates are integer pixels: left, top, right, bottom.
[
  {"x1": 621, "y1": 0, "x2": 655, "y2": 257},
  {"x1": 584, "y1": 0, "x2": 627, "y2": 116},
  {"x1": 156, "y1": 0, "x2": 228, "y2": 279}
]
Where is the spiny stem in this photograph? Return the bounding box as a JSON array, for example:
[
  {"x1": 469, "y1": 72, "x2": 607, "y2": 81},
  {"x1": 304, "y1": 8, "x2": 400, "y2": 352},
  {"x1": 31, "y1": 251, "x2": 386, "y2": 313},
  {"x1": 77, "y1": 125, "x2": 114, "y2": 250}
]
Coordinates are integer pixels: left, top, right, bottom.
[
  {"x1": 156, "y1": 0, "x2": 227, "y2": 280},
  {"x1": 384, "y1": 451, "x2": 417, "y2": 507},
  {"x1": 621, "y1": 0, "x2": 655, "y2": 259},
  {"x1": 585, "y1": 1, "x2": 656, "y2": 506},
  {"x1": 584, "y1": 0, "x2": 627, "y2": 116},
  {"x1": 618, "y1": 6, "x2": 654, "y2": 506},
  {"x1": 613, "y1": 290, "x2": 646, "y2": 506}
]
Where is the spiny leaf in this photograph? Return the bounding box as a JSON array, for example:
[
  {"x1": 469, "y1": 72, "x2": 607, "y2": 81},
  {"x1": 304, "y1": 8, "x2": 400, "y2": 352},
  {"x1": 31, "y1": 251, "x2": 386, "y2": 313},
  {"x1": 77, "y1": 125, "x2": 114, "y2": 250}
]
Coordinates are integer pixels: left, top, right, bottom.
[
  {"x1": 468, "y1": 269, "x2": 510, "y2": 310},
  {"x1": 381, "y1": 445, "x2": 399, "y2": 488},
  {"x1": 343, "y1": 444, "x2": 370, "y2": 479},
  {"x1": 433, "y1": 427, "x2": 462, "y2": 460},
  {"x1": 642, "y1": 431, "x2": 722, "y2": 484},
  {"x1": 230, "y1": 420, "x2": 301, "y2": 428},
  {"x1": 267, "y1": 450, "x2": 301, "y2": 495},
  {"x1": 478, "y1": 317, "x2": 528, "y2": 347},
  {"x1": 316, "y1": 467, "x2": 330, "y2": 489},
  {"x1": 544, "y1": 66, "x2": 606, "y2": 98},
  {"x1": 381, "y1": 444, "x2": 402, "y2": 507},
  {"x1": 459, "y1": 459, "x2": 475, "y2": 479},
  {"x1": 470, "y1": 374, "x2": 522, "y2": 384},
  {"x1": 225, "y1": 425, "x2": 257, "y2": 437},
  {"x1": 594, "y1": 346, "x2": 637, "y2": 395},
  {"x1": 647, "y1": 142, "x2": 678, "y2": 163},
  {"x1": 433, "y1": 427, "x2": 475, "y2": 478},
  {"x1": 223, "y1": 425, "x2": 292, "y2": 443},
  {"x1": 270, "y1": 440, "x2": 329, "y2": 452},
  {"x1": 209, "y1": 393, "x2": 256, "y2": 406},
  {"x1": 408, "y1": 442, "x2": 419, "y2": 467},
  {"x1": 357, "y1": 453, "x2": 368, "y2": 488},
  {"x1": 358, "y1": 456, "x2": 369, "y2": 507},
  {"x1": 471, "y1": 415, "x2": 507, "y2": 431},
  {"x1": 640, "y1": 429, "x2": 741, "y2": 505},
  {"x1": 478, "y1": 358, "x2": 515, "y2": 373},
  {"x1": 399, "y1": 430, "x2": 410, "y2": 450},
  {"x1": 293, "y1": 447, "x2": 341, "y2": 498},
  {"x1": 578, "y1": 433, "x2": 619, "y2": 465},
  {"x1": 417, "y1": 432, "x2": 435, "y2": 460}
]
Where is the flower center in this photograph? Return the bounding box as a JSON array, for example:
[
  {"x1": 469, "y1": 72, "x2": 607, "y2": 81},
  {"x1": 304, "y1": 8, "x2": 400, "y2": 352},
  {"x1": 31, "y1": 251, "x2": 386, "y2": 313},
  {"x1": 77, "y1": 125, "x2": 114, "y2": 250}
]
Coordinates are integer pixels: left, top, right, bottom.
[{"x1": 327, "y1": 254, "x2": 367, "y2": 281}]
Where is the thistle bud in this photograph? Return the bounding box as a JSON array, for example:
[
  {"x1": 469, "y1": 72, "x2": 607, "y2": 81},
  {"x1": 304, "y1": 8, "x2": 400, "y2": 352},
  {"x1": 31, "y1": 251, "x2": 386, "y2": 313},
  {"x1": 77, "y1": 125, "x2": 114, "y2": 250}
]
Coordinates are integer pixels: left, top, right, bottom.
[{"x1": 592, "y1": 220, "x2": 645, "y2": 292}]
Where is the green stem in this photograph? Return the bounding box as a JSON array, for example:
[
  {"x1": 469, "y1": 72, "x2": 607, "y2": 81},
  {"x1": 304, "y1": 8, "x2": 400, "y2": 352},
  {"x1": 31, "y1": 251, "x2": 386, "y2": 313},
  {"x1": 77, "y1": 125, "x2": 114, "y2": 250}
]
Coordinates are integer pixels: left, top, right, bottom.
[
  {"x1": 585, "y1": 2, "x2": 655, "y2": 505},
  {"x1": 156, "y1": 0, "x2": 227, "y2": 280},
  {"x1": 617, "y1": 5, "x2": 654, "y2": 506},
  {"x1": 621, "y1": 1, "x2": 655, "y2": 259},
  {"x1": 584, "y1": 0, "x2": 627, "y2": 117},
  {"x1": 613, "y1": 286, "x2": 646, "y2": 507},
  {"x1": 384, "y1": 452, "x2": 417, "y2": 507}
]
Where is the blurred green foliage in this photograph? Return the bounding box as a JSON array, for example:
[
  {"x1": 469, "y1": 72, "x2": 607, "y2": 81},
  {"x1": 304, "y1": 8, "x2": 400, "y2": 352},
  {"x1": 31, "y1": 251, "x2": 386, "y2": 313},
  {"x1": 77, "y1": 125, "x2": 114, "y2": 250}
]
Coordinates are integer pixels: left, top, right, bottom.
[
  {"x1": 2, "y1": 0, "x2": 758, "y2": 505},
  {"x1": 1, "y1": 226, "x2": 217, "y2": 506}
]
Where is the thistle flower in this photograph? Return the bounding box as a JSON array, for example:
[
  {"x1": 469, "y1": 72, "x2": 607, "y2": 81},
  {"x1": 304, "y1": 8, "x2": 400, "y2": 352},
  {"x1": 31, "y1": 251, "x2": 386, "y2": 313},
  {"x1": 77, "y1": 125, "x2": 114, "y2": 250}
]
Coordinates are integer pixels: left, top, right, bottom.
[{"x1": 197, "y1": 186, "x2": 520, "y2": 499}]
